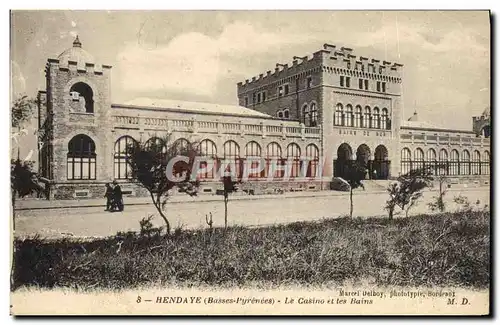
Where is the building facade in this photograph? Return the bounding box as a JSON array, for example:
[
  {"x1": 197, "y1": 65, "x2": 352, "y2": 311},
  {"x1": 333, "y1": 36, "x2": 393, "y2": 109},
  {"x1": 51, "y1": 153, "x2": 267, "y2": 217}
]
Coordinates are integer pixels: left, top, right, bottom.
[{"x1": 37, "y1": 38, "x2": 491, "y2": 200}]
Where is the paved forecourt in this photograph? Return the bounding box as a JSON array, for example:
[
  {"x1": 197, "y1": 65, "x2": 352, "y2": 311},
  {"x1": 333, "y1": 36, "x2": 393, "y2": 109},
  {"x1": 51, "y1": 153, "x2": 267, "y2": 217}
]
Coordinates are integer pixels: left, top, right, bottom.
[{"x1": 14, "y1": 187, "x2": 490, "y2": 239}]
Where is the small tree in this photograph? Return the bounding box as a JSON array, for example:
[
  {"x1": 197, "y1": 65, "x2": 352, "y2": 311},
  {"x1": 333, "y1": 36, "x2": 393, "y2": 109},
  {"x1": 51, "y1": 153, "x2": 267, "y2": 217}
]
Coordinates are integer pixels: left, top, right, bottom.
[
  {"x1": 126, "y1": 136, "x2": 201, "y2": 234},
  {"x1": 11, "y1": 95, "x2": 35, "y2": 160},
  {"x1": 11, "y1": 159, "x2": 40, "y2": 229},
  {"x1": 342, "y1": 160, "x2": 366, "y2": 219},
  {"x1": 385, "y1": 166, "x2": 434, "y2": 219},
  {"x1": 428, "y1": 170, "x2": 448, "y2": 213},
  {"x1": 222, "y1": 175, "x2": 240, "y2": 229}
]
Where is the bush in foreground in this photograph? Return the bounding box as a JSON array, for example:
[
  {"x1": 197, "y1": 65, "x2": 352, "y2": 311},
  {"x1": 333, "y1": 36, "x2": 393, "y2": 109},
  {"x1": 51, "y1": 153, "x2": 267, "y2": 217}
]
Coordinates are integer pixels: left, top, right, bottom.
[{"x1": 12, "y1": 210, "x2": 489, "y2": 290}]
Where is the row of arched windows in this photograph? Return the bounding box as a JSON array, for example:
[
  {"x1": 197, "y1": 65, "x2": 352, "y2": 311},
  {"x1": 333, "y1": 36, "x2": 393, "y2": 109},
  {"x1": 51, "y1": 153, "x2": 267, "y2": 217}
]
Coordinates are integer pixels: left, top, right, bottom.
[
  {"x1": 334, "y1": 104, "x2": 390, "y2": 130},
  {"x1": 400, "y1": 147, "x2": 490, "y2": 176},
  {"x1": 113, "y1": 136, "x2": 320, "y2": 180}
]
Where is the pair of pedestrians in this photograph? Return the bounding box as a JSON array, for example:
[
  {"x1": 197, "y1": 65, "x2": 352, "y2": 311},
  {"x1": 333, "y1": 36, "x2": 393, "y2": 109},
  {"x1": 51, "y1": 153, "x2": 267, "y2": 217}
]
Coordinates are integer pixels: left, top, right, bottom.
[{"x1": 104, "y1": 180, "x2": 124, "y2": 212}]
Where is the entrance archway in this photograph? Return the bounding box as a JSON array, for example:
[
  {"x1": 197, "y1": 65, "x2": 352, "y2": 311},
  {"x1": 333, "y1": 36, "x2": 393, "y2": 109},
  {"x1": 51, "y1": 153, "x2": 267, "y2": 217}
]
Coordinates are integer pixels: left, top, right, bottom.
[
  {"x1": 356, "y1": 144, "x2": 371, "y2": 166},
  {"x1": 373, "y1": 145, "x2": 390, "y2": 179},
  {"x1": 334, "y1": 143, "x2": 353, "y2": 178},
  {"x1": 355, "y1": 144, "x2": 371, "y2": 180}
]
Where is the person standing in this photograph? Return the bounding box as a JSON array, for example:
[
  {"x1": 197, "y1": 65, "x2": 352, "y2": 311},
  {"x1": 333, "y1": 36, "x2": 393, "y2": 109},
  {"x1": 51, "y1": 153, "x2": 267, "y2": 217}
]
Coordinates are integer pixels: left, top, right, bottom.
[
  {"x1": 104, "y1": 183, "x2": 113, "y2": 211},
  {"x1": 112, "y1": 180, "x2": 124, "y2": 212}
]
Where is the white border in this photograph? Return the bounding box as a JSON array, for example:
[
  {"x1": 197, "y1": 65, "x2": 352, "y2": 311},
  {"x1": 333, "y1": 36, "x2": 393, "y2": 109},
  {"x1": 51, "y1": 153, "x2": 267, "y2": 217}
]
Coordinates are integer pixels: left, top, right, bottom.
[{"x1": 2, "y1": 3, "x2": 497, "y2": 324}]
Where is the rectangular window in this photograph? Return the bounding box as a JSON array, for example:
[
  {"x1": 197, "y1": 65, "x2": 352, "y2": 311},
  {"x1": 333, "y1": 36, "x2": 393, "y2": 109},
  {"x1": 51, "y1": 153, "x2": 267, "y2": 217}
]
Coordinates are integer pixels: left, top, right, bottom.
[
  {"x1": 262, "y1": 92, "x2": 266, "y2": 102},
  {"x1": 340, "y1": 76, "x2": 344, "y2": 87},
  {"x1": 359, "y1": 79, "x2": 363, "y2": 89},
  {"x1": 382, "y1": 82, "x2": 386, "y2": 93},
  {"x1": 244, "y1": 97, "x2": 248, "y2": 107},
  {"x1": 278, "y1": 86, "x2": 284, "y2": 97},
  {"x1": 252, "y1": 93, "x2": 256, "y2": 103},
  {"x1": 377, "y1": 81, "x2": 381, "y2": 92},
  {"x1": 346, "y1": 77, "x2": 351, "y2": 88},
  {"x1": 364, "y1": 79, "x2": 369, "y2": 90},
  {"x1": 284, "y1": 84, "x2": 289, "y2": 95},
  {"x1": 307, "y1": 77, "x2": 312, "y2": 89},
  {"x1": 257, "y1": 93, "x2": 261, "y2": 103}
]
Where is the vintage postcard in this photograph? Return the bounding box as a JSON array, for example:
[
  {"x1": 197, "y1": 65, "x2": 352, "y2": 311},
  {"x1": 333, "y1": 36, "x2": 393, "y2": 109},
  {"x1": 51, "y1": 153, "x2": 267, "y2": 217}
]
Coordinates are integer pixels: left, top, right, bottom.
[{"x1": 9, "y1": 10, "x2": 491, "y2": 316}]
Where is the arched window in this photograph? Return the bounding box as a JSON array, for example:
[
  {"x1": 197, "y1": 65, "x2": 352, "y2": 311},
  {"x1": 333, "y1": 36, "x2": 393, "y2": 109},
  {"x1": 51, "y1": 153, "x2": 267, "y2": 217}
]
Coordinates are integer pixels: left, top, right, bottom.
[
  {"x1": 372, "y1": 145, "x2": 389, "y2": 179},
  {"x1": 67, "y1": 134, "x2": 96, "y2": 180},
  {"x1": 245, "y1": 141, "x2": 262, "y2": 178},
  {"x1": 199, "y1": 139, "x2": 217, "y2": 179},
  {"x1": 283, "y1": 108, "x2": 290, "y2": 119},
  {"x1": 354, "y1": 105, "x2": 362, "y2": 128},
  {"x1": 481, "y1": 151, "x2": 490, "y2": 175},
  {"x1": 401, "y1": 147, "x2": 411, "y2": 175},
  {"x1": 173, "y1": 138, "x2": 190, "y2": 155},
  {"x1": 287, "y1": 143, "x2": 301, "y2": 178},
  {"x1": 426, "y1": 148, "x2": 437, "y2": 161},
  {"x1": 114, "y1": 136, "x2": 137, "y2": 179},
  {"x1": 310, "y1": 103, "x2": 318, "y2": 127},
  {"x1": 334, "y1": 103, "x2": 344, "y2": 126},
  {"x1": 266, "y1": 142, "x2": 283, "y2": 178},
  {"x1": 439, "y1": 149, "x2": 449, "y2": 175},
  {"x1": 277, "y1": 110, "x2": 283, "y2": 118},
  {"x1": 303, "y1": 104, "x2": 310, "y2": 126},
  {"x1": 345, "y1": 104, "x2": 353, "y2": 127},
  {"x1": 413, "y1": 148, "x2": 424, "y2": 171},
  {"x1": 426, "y1": 148, "x2": 437, "y2": 175},
  {"x1": 245, "y1": 141, "x2": 261, "y2": 157},
  {"x1": 481, "y1": 125, "x2": 491, "y2": 138},
  {"x1": 381, "y1": 108, "x2": 388, "y2": 130},
  {"x1": 373, "y1": 107, "x2": 380, "y2": 129},
  {"x1": 69, "y1": 82, "x2": 94, "y2": 113},
  {"x1": 305, "y1": 144, "x2": 319, "y2": 178},
  {"x1": 364, "y1": 106, "x2": 371, "y2": 128},
  {"x1": 450, "y1": 149, "x2": 459, "y2": 175},
  {"x1": 223, "y1": 140, "x2": 241, "y2": 179},
  {"x1": 461, "y1": 150, "x2": 471, "y2": 175},
  {"x1": 472, "y1": 150, "x2": 481, "y2": 175},
  {"x1": 145, "y1": 137, "x2": 167, "y2": 155}
]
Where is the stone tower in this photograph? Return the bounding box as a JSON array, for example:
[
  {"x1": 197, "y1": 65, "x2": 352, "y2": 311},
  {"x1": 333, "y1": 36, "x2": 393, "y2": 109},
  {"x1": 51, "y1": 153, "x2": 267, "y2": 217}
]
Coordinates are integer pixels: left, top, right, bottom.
[
  {"x1": 38, "y1": 36, "x2": 114, "y2": 199},
  {"x1": 472, "y1": 107, "x2": 491, "y2": 138}
]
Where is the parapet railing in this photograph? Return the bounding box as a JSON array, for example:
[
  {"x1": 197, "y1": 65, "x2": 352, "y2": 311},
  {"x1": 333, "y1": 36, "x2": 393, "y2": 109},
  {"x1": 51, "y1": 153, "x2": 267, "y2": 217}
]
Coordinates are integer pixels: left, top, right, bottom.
[
  {"x1": 113, "y1": 115, "x2": 321, "y2": 139},
  {"x1": 402, "y1": 132, "x2": 490, "y2": 147}
]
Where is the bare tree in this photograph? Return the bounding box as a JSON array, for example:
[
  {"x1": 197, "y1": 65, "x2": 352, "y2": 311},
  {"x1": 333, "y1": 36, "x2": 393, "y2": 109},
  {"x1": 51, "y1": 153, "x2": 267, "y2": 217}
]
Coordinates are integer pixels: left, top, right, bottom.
[
  {"x1": 385, "y1": 166, "x2": 434, "y2": 219},
  {"x1": 428, "y1": 172, "x2": 448, "y2": 213},
  {"x1": 11, "y1": 95, "x2": 35, "y2": 160},
  {"x1": 11, "y1": 95, "x2": 36, "y2": 230},
  {"x1": 126, "y1": 135, "x2": 201, "y2": 234},
  {"x1": 222, "y1": 176, "x2": 240, "y2": 229}
]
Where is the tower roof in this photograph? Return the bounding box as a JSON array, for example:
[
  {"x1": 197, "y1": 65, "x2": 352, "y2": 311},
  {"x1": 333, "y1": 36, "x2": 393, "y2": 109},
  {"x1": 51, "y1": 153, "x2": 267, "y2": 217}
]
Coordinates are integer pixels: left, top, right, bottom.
[{"x1": 57, "y1": 36, "x2": 95, "y2": 65}]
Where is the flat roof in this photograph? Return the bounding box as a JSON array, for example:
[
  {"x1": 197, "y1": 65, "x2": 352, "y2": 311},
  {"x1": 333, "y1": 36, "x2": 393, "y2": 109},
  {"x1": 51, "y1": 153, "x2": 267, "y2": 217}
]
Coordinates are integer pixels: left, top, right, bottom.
[{"x1": 112, "y1": 98, "x2": 272, "y2": 119}]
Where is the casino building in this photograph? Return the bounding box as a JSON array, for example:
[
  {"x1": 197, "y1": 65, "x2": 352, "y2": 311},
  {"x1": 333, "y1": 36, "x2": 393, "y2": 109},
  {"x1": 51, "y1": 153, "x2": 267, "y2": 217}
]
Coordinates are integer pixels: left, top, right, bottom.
[{"x1": 37, "y1": 37, "x2": 491, "y2": 200}]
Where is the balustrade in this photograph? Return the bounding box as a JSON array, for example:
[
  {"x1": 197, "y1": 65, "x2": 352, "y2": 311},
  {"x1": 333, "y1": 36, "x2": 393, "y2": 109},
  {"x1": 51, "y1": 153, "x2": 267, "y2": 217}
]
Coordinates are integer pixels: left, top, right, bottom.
[{"x1": 112, "y1": 115, "x2": 321, "y2": 139}]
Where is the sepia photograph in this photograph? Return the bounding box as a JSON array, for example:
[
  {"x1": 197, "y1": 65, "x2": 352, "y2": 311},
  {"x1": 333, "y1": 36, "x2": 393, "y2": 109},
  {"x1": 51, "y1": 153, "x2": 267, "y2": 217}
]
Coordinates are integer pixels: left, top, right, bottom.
[{"x1": 9, "y1": 9, "x2": 491, "y2": 316}]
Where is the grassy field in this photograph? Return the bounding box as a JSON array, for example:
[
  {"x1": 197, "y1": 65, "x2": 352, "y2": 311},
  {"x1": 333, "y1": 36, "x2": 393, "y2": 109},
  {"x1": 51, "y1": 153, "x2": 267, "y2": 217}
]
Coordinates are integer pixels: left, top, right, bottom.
[{"x1": 12, "y1": 209, "x2": 490, "y2": 291}]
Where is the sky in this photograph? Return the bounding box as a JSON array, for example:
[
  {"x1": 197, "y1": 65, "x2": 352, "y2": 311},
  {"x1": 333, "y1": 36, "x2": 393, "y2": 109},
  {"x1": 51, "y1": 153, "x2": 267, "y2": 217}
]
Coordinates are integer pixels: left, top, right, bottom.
[{"x1": 10, "y1": 10, "x2": 490, "y2": 140}]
